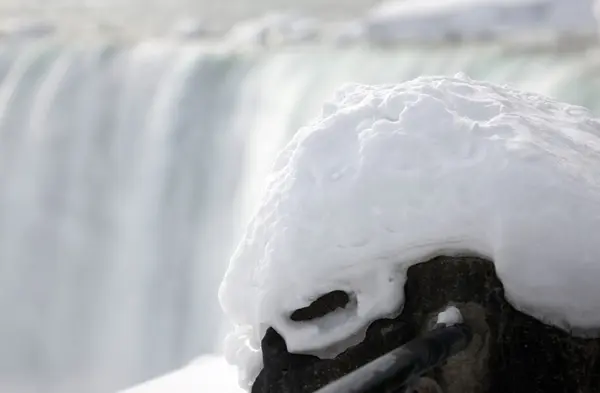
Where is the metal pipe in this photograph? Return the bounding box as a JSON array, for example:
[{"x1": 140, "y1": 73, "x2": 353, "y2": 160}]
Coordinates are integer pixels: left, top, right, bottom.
[{"x1": 313, "y1": 323, "x2": 472, "y2": 393}]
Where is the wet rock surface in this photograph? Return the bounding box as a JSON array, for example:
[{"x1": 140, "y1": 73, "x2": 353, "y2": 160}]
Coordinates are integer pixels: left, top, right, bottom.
[{"x1": 251, "y1": 256, "x2": 600, "y2": 393}]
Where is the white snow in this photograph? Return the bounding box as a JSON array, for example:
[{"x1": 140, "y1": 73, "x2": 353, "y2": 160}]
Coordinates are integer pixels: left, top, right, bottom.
[
  {"x1": 365, "y1": 0, "x2": 599, "y2": 43},
  {"x1": 219, "y1": 74, "x2": 600, "y2": 388},
  {"x1": 436, "y1": 306, "x2": 464, "y2": 326},
  {"x1": 120, "y1": 355, "x2": 243, "y2": 393}
]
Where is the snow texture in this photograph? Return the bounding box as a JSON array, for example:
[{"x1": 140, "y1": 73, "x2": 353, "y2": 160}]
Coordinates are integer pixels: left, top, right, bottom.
[
  {"x1": 219, "y1": 74, "x2": 600, "y2": 388},
  {"x1": 120, "y1": 355, "x2": 243, "y2": 393},
  {"x1": 436, "y1": 306, "x2": 464, "y2": 326}
]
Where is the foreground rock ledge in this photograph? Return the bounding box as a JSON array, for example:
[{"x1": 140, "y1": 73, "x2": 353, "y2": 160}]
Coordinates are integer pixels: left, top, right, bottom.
[{"x1": 252, "y1": 256, "x2": 600, "y2": 393}]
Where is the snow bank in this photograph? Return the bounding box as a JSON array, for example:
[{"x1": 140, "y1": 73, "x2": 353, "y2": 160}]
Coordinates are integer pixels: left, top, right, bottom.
[
  {"x1": 120, "y1": 355, "x2": 242, "y2": 393},
  {"x1": 365, "y1": 0, "x2": 598, "y2": 44},
  {"x1": 219, "y1": 74, "x2": 600, "y2": 388}
]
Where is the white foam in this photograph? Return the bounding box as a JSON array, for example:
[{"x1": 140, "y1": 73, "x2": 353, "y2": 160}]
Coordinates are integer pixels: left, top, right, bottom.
[{"x1": 219, "y1": 74, "x2": 600, "y2": 388}]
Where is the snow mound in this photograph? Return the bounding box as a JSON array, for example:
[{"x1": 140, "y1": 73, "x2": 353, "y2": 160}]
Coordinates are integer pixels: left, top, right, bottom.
[
  {"x1": 219, "y1": 74, "x2": 600, "y2": 388},
  {"x1": 365, "y1": 0, "x2": 598, "y2": 44},
  {"x1": 120, "y1": 355, "x2": 242, "y2": 393}
]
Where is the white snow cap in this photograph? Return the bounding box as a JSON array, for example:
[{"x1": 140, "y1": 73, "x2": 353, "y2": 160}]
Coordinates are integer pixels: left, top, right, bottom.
[
  {"x1": 436, "y1": 306, "x2": 464, "y2": 326},
  {"x1": 219, "y1": 75, "x2": 600, "y2": 388}
]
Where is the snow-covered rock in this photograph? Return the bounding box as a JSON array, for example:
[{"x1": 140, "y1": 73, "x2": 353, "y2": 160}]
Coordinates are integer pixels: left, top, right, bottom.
[
  {"x1": 219, "y1": 74, "x2": 600, "y2": 387},
  {"x1": 253, "y1": 256, "x2": 600, "y2": 393}
]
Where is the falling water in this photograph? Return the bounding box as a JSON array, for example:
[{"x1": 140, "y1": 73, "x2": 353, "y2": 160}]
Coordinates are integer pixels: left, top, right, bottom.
[{"x1": 0, "y1": 41, "x2": 599, "y2": 393}]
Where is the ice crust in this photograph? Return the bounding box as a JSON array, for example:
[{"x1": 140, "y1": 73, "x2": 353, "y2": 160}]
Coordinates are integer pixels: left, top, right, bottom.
[{"x1": 219, "y1": 75, "x2": 600, "y2": 388}]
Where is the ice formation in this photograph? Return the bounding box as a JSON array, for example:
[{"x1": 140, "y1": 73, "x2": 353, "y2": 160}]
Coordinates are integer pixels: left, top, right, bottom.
[{"x1": 219, "y1": 74, "x2": 600, "y2": 388}]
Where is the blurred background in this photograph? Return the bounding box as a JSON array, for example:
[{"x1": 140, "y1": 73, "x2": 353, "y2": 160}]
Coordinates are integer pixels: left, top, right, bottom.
[{"x1": 0, "y1": 0, "x2": 599, "y2": 392}]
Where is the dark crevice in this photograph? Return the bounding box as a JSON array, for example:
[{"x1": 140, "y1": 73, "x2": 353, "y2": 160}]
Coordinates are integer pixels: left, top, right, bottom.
[{"x1": 290, "y1": 290, "x2": 351, "y2": 322}]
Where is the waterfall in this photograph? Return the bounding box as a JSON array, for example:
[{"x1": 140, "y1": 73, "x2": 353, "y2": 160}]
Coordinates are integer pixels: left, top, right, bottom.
[{"x1": 0, "y1": 40, "x2": 599, "y2": 393}]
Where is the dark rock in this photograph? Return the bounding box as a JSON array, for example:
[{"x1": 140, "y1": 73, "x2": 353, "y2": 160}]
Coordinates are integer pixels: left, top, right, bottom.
[{"x1": 252, "y1": 256, "x2": 600, "y2": 393}]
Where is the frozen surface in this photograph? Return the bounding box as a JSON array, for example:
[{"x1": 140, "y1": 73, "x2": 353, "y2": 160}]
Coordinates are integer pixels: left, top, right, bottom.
[
  {"x1": 436, "y1": 306, "x2": 463, "y2": 326},
  {"x1": 219, "y1": 75, "x2": 600, "y2": 388},
  {"x1": 120, "y1": 355, "x2": 243, "y2": 393},
  {"x1": 365, "y1": 0, "x2": 599, "y2": 43}
]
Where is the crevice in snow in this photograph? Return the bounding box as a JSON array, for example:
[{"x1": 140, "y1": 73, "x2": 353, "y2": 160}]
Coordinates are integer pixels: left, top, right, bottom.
[{"x1": 290, "y1": 290, "x2": 352, "y2": 321}]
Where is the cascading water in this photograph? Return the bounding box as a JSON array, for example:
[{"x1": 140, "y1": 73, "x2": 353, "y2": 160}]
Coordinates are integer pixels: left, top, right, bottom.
[{"x1": 0, "y1": 40, "x2": 599, "y2": 393}]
